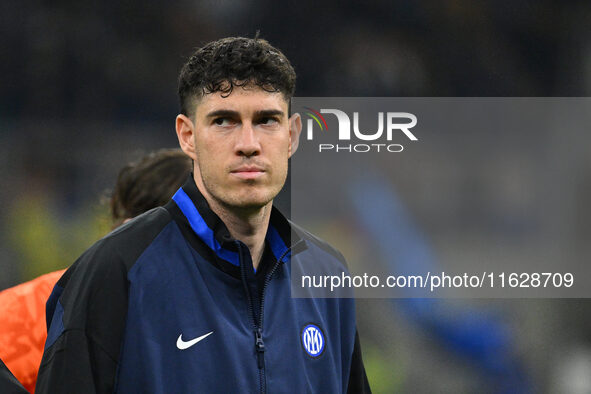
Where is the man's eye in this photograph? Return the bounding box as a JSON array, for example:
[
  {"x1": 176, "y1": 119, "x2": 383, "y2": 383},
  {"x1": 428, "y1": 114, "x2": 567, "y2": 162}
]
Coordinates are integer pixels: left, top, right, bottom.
[
  {"x1": 259, "y1": 117, "x2": 279, "y2": 125},
  {"x1": 213, "y1": 118, "x2": 233, "y2": 127}
]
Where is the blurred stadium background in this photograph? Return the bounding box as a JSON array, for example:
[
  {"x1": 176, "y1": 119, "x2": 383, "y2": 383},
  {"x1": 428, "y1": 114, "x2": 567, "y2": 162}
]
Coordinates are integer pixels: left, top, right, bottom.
[{"x1": 2, "y1": 1, "x2": 591, "y2": 392}]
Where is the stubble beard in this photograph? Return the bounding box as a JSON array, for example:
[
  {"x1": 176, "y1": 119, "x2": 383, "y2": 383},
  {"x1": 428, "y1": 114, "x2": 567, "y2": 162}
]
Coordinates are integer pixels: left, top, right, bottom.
[{"x1": 196, "y1": 163, "x2": 286, "y2": 216}]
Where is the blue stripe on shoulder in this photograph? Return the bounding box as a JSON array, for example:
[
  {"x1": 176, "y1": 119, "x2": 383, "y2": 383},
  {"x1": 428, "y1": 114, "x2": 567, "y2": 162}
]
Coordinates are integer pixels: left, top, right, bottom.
[
  {"x1": 172, "y1": 188, "x2": 240, "y2": 266},
  {"x1": 45, "y1": 283, "x2": 63, "y2": 332},
  {"x1": 45, "y1": 298, "x2": 65, "y2": 350}
]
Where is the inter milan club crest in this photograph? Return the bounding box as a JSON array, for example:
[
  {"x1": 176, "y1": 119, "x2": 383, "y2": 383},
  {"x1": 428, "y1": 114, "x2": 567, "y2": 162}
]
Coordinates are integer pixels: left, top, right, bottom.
[{"x1": 301, "y1": 324, "x2": 325, "y2": 358}]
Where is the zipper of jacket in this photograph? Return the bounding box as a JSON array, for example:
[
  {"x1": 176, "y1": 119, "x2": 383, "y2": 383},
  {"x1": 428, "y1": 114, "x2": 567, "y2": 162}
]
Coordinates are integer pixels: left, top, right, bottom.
[
  {"x1": 237, "y1": 241, "x2": 266, "y2": 394},
  {"x1": 237, "y1": 240, "x2": 303, "y2": 394},
  {"x1": 258, "y1": 244, "x2": 298, "y2": 331},
  {"x1": 256, "y1": 240, "x2": 304, "y2": 393}
]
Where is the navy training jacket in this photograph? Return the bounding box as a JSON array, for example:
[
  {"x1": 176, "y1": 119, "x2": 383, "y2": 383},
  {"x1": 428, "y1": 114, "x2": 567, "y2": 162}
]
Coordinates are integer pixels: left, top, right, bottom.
[{"x1": 36, "y1": 177, "x2": 370, "y2": 393}]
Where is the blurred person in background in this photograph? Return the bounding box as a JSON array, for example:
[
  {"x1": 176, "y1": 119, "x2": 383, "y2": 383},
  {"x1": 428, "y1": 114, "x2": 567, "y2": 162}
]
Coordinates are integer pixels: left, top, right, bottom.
[
  {"x1": 0, "y1": 149, "x2": 191, "y2": 393},
  {"x1": 36, "y1": 36, "x2": 370, "y2": 393}
]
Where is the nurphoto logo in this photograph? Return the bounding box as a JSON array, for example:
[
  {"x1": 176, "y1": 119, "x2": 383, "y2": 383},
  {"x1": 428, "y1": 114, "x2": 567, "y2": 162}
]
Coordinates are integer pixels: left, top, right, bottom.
[{"x1": 303, "y1": 107, "x2": 418, "y2": 153}]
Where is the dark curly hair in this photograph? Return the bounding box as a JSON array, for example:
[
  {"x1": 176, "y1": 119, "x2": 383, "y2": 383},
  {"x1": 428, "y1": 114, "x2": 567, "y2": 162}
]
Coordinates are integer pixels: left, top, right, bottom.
[{"x1": 178, "y1": 36, "x2": 296, "y2": 116}]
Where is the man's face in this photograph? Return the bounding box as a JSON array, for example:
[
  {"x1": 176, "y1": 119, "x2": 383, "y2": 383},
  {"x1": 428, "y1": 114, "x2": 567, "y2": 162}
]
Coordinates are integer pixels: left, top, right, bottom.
[{"x1": 178, "y1": 86, "x2": 301, "y2": 211}]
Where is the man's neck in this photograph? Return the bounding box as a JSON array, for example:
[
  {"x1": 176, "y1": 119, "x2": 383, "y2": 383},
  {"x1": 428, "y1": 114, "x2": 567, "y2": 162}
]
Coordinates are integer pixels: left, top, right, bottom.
[
  {"x1": 196, "y1": 186, "x2": 271, "y2": 271},
  {"x1": 214, "y1": 202, "x2": 270, "y2": 270}
]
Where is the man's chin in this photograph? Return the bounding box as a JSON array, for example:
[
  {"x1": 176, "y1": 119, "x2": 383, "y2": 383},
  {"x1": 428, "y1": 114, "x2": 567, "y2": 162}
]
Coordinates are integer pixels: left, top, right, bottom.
[{"x1": 219, "y1": 192, "x2": 276, "y2": 211}]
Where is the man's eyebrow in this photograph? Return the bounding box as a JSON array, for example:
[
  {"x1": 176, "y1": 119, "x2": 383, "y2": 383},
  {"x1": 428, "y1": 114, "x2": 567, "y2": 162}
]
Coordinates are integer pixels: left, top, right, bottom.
[
  {"x1": 206, "y1": 109, "x2": 240, "y2": 118},
  {"x1": 253, "y1": 109, "x2": 285, "y2": 118}
]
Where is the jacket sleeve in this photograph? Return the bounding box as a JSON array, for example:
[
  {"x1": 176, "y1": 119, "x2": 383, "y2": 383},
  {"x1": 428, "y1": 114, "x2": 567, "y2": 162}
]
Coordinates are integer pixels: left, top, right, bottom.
[
  {"x1": 35, "y1": 243, "x2": 130, "y2": 394},
  {"x1": 346, "y1": 330, "x2": 371, "y2": 394},
  {"x1": 35, "y1": 329, "x2": 119, "y2": 393}
]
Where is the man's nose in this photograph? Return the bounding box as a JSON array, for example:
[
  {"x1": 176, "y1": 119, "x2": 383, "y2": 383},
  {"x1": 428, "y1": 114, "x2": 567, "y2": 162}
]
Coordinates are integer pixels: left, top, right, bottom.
[{"x1": 235, "y1": 122, "x2": 261, "y2": 157}]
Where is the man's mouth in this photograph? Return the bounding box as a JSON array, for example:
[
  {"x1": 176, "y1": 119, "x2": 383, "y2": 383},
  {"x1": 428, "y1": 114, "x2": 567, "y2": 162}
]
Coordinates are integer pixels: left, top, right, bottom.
[{"x1": 230, "y1": 166, "x2": 266, "y2": 180}]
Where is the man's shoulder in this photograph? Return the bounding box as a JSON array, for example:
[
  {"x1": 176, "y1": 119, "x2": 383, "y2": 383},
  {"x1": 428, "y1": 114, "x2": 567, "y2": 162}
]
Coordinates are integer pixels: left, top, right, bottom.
[
  {"x1": 63, "y1": 207, "x2": 175, "y2": 288},
  {"x1": 103, "y1": 207, "x2": 173, "y2": 250},
  {"x1": 41, "y1": 209, "x2": 176, "y2": 370},
  {"x1": 288, "y1": 220, "x2": 349, "y2": 270}
]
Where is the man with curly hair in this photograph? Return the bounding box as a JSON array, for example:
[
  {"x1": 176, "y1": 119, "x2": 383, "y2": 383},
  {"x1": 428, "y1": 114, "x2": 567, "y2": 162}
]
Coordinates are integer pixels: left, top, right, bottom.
[{"x1": 37, "y1": 37, "x2": 370, "y2": 393}]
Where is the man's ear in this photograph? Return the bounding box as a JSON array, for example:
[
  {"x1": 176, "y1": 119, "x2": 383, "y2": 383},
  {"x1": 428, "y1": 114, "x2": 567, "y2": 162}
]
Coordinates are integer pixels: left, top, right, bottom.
[
  {"x1": 288, "y1": 113, "x2": 302, "y2": 157},
  {"x1": 176, "y1": 114, "x2": 197, "y2": 160}
]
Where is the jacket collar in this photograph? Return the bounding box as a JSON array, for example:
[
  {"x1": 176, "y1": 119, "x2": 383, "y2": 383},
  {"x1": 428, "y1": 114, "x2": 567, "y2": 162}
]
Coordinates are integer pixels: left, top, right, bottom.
[{"x1": 171, "y1": 175, "x2": 301, "y2": 267}]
